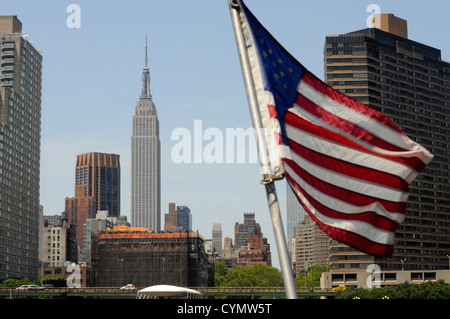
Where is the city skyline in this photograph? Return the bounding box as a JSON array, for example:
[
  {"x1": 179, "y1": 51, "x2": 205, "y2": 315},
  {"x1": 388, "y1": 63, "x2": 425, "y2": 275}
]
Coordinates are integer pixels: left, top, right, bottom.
[{"x1": 3, "y1": 1, "x2": 450, "y2": 270}]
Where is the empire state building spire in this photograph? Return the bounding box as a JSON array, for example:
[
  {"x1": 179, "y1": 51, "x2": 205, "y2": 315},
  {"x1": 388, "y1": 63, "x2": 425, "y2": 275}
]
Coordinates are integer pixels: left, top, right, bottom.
[
  {"x1": 131, "y1": 34, "x2": 161, "y2": 233},
  {"x1": 140, "y1": 35, "x2": 152, "y2": 100}
]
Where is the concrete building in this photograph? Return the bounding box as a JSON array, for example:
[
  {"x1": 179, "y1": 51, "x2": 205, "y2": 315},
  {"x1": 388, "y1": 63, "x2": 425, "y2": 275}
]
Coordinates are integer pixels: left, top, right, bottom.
[
  {"x1": 234, "y1": 212, "x2": 261, "y2": 250},
  {"x1": 220, "y1": 236, "x2": 237, "y2": 268},
  {"x1": 324, "y1": 13, "x2": 450, "y2": 272},
  {"x1": 41, "y1": 214, "x2": 77, "y2": 268},
  {"x1": 42, "y1": 221, "x2": 68, "y2": 268},
  {"x1": 237, "y1": 234, "x2": 271, "y2": 267},
  {"x1": 234, "y1": 213, "x2": 271, "y2": 267},
  {"x1": 65, "y1": 185, "x2": 96, "y2": 252},
  {"x1": 131, "y1": 38, "x2": 161, "y2": 232},
  {"x1": 0, "y1": 16, "x2": 43, "y2": 280},
  {"x1": 321, "y1": 269, "x2": 450, "y2": 290},
  {"x1": 293, "y1": 215, "x2": 329, "y2": 275}
]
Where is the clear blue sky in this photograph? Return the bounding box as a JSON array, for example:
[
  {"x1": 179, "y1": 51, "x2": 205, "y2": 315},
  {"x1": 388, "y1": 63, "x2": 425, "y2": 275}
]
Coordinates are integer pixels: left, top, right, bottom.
[{"x1": 3, "y1": 0, "x2": 450, "y2": 269}]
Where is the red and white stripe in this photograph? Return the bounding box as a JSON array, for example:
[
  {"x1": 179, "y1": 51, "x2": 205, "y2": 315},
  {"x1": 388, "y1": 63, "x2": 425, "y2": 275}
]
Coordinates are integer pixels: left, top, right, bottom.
[{"x1": 275, "y1": 71, "x2": 433, "y2": 257}]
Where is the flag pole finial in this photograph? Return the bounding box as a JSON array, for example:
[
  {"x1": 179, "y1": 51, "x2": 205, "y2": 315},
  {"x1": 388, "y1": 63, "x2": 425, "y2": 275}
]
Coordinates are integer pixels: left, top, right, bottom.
[{"x1": 230, "y1": 0, "x2": 240, "y2": 9}]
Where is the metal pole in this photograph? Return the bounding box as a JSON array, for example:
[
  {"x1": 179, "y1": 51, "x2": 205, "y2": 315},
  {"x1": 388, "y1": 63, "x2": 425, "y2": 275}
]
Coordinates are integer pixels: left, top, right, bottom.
[
  {"x1": 264, "y1": 182, "x2": 297, "y2": 299},
  {"x1": 228, "y1": 0, "x2": 297, "y2": 299}
]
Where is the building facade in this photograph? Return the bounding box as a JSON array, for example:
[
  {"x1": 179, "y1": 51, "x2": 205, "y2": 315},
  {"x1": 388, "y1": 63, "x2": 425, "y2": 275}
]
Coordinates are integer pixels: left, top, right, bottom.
[
  {"x1": 65, "y1": 185, "x2": 97, "y2": 251},
  {"x1": 81, "y1": 211, "x2": 129, "y2": 266},
  {"x1": 42, "y1": 221, "x2": 68, "y2": 268},
  {"x1": 237, "y1": 234, "x2": 271, "y2": 267},
  {"x1": 324, "y1": 14, "x2": 450, "y2": 271},
  {"x1": 131, "y1": 39, "x2": 161, "y2": 232},
  {"x1": 293, "y1": 215, "x2": 329, "y2": 275},
  {"x1": 164, "y1": 203, "x2": 192, "y2": 232},
  {"x1": 91, "y1": 227, "x2": 209, "y2": 288},
  {"x1": 286, "y1": 182, "x2": 305, "y2": 248},
  {"x1": 177, "y1": 206, "x2": 192, "y2": 232},
  {"x1": 75, "y1": 152, "x2": 121, "y2": 218},
  {"x1": 212, "y1": 223, "x2": 222, "y2": 257},
  {"x1": 220, "y1": 236, "x2": 237, "y2": 268},
  {"x1": 234, "y1": 212, "x2": 271, "y2": 266},
  {"x1": 234, "y1": 212, "x2": 261, "y2": 250},
  {"x1": 0, "y1": 16, "x2": 42, "y2": 280}
]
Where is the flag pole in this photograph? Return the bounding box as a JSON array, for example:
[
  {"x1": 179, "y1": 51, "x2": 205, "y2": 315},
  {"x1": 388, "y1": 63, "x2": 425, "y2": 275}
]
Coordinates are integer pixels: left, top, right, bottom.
[{"x1": 228, "y1": 0, "x2": 297, "y2": 299}]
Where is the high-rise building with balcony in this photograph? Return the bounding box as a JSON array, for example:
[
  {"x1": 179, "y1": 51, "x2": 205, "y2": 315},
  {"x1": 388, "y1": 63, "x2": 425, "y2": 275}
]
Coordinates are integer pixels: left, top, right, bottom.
[
  {"x1": 324, "y1": 14, "x2": 450, "y2": 271},
  {"x1": 0, "y1": 16, "x2": 42, "y2": 280},
  {"x1": 131, "y1": 39, "x2": 161, "y2": 232}
]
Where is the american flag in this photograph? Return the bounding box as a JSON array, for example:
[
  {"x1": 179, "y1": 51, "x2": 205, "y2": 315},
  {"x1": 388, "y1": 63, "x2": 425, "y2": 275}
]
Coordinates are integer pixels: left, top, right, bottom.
[{"x1": 238, "y1": 1, "x2": 433, "y2": 257}]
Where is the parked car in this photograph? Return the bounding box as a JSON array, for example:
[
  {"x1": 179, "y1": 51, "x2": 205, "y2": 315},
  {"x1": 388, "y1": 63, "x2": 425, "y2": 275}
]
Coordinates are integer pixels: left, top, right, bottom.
[
  {"x1": 40, "y1": 284, "x2": 54, "y2": 289},
  {"x1": 16, "y1": 285, "x2": 41, "y2": 291},
  {"x1": 120, "y1": 284, "x2": 136, "y2": 291}
]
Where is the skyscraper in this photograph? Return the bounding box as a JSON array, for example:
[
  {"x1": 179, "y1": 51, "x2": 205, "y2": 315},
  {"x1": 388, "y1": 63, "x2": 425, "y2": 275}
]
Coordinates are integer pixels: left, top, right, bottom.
[
  {"x1": 212, "y1": 223, "x2": 223, "y2": 256},
  {"x1": 0, "y1": 16, "x2": 42, "y2": 280},
  {"x1": 164, "y1": 203, "x2": 191, "y2": 232},
  {"x1": 131, "y1": 38, "x2": 161, "y2": 232},
  {"x1": 324, "y1": 14, "x2": 450, "y2": 271},
  {"x1": 286, "y1": 182, "x2": 305, "y2": 247},
  {"x1": 75, "y1": 152, "x2": 121, "y2": 217},
  {"x1": 177, "y1": 205, "x2": 192, "y2": 232}
]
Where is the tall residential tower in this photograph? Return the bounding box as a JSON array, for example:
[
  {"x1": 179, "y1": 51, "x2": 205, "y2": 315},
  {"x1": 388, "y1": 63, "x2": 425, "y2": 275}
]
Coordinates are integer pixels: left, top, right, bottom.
[
  {"x1": 131, "y1": 39, "x2": 161, "y2": 232},
  {"x1": 324, "y1": 14, "x2": 450, "y2": 271},
  {"x1": 0, "y1": 16, "x2": 42, "y2": 280}
]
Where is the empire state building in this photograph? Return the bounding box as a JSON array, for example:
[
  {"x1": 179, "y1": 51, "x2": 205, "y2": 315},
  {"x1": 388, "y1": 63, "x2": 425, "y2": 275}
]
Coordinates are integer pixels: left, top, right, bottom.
[{"x1": 131, "y1": 39, "x2": 161, "y2": 232}]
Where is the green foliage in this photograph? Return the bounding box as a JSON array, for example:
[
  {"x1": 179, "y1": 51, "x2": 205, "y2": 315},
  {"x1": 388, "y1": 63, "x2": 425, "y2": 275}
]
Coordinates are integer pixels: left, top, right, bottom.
[
  {"x1": 1, "y1": 276, "x2": 67, "y2": 288},
  {"x1": 0, "y1": 278, "x2": 35, "y2": 287},
  {"x1": 39, "y1": 275, "x2": 68, "y2": 288},
  {"x1": 337, "y1": 280, "x2": 450, "y2": 299},
  {"x1": 294, "y1": 264, "x2": 328, "y2": 289},
  {"x1": 214, "y1": 262, "x2": 283, "y2": 287}
]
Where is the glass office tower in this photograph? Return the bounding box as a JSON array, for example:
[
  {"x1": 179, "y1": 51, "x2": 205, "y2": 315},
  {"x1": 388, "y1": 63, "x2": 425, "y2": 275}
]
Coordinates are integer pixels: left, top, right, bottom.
[{"x1": 75, "y1": 152, "x2": 121, "y2": 218}]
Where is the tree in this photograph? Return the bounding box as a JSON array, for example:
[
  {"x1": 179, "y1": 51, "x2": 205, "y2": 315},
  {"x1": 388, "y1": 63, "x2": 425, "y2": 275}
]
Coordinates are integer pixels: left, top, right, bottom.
[
  {"x1": 337, "y1": 280, "x2": 450, "y2": 299},
  {"x1": 294, "y1": 265, "x2": 327, "y2": 289},
  {"x1": 0, "y1": 278, "x2": 35, "y2": 288},
  {"x1": 214, "y1": 262, "x2": 283, "y2": 287}
]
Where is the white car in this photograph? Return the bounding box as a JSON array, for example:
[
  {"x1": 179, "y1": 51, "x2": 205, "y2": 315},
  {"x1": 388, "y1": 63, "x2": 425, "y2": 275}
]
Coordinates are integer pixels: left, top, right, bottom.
[
  {"x1": 16, "y1": 285, "x2": 41, "y2": 291},
  {"x1": 120, "y1": 284, "x2": 136, "y2": 291}
]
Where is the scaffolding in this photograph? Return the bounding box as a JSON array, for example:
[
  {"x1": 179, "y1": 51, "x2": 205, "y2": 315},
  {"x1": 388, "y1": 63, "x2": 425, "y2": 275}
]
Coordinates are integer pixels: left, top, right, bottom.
[{"x1": 91, "y1": 229, "x2": 209, "y2": 288}]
